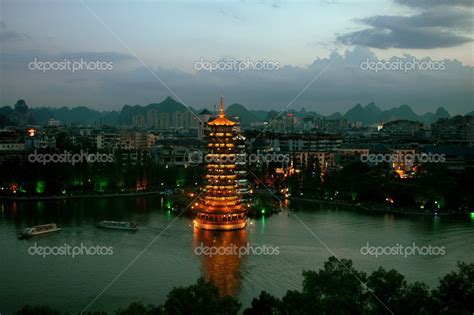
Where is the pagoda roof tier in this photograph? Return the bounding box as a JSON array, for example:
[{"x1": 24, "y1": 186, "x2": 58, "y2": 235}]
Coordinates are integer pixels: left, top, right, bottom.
[{"x1": 207, "y1": 96, "x2": 236, "y2": 126}]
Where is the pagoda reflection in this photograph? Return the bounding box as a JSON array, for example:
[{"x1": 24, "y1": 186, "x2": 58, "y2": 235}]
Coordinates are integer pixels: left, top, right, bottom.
[{"x1": 193, "y1": 228, "x2": 247, "y2": 297}]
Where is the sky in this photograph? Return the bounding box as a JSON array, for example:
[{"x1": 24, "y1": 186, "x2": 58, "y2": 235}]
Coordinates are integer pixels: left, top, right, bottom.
[{"x1": 0, "y1": 0, "x2": 473, "y2": 115}]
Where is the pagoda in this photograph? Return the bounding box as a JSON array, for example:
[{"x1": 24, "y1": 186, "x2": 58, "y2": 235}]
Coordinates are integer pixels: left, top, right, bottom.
[{"x1": 194, "y1": 97, "x2": 247, "y2": 230}]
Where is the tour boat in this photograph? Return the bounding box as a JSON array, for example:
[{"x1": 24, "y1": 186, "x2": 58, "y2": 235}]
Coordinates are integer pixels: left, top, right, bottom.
[
  {"x1": 20, "y1": 223, "x2": 62, "y2": 238},
  {"x1": 97, "y1": 220, "x2": 139, "y2": 231}
]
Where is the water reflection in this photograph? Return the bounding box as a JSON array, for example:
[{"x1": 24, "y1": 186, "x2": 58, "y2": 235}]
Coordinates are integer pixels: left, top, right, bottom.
[{"x1": 193, "y1": 228, "x2": 247, "y2": 297}]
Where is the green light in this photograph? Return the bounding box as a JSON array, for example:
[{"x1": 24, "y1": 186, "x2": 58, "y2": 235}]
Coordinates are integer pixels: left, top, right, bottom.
[
  {"x1": 36, "y1": 181, "x2": 45, "y2": 194},
  {"x1": 71, "y1": 179, "x2": 82, "y2": 186},
  {"x1": 470, "y1": 212, "x2": 474, "y2": 220},
  {"x1": 95, "y1": 179, "x2": 108, "y2": 193},
  {"x1": 261, "y1": 208, "x2": 265, "y2": 214}
]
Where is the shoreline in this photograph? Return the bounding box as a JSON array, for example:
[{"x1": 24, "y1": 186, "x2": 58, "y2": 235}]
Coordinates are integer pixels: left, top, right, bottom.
[
  {"x1": 0, "y1": 190, "x2": 160, "y2": 201},
  {"x1": 1, "y1": 191, "x2": 470, "y2": 219},
  {"x1": 287, "y1": 196, "x2": 469, "y2": 218},
  {"x1": 255, "y1": 191, "x2": 469, "y2": 218}
]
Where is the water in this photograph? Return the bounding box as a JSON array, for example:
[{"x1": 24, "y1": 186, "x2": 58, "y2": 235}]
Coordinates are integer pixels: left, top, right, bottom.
[{"x1": 0, "y1": 196, "x2": 473, "y2": 314}]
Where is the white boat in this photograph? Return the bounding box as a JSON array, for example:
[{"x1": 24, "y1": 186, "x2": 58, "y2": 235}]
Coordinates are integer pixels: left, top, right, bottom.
[
  {"x1": 20, "y1": 223, "x2": 61, "y2": 238},
  {"x1": 97, "y1": 220, "x2": 139, "y2": 231}
]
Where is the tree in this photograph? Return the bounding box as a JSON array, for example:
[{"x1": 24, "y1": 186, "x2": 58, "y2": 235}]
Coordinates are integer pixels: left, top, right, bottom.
[
  {"x1": 115, "y1": 301, "x2": 162, "y2": 315},
  {"x1": 280, "y1": 290, "x2": 309, "y2": 315},
  {"x1": 367, "y1": 267, "x2": 433, "y2": 315},
  {"x1": 367, "y1": 267, "x2": 406, "y2": 314},
  {"x1": 435, "y1": 261, "x2": 474, "y2": 314},
  {"x1": 301, "y1": 256, "x2": 368, "y2": 314},
  {"x1": 15, "y1": 305, "x2": 61, "y2": 315},
  {"x1": 243, "y1": 291, "x2": 280, "y2": 315},
  {"x1": 163, "y1": 277, "x2": 241, "y2": 315}
]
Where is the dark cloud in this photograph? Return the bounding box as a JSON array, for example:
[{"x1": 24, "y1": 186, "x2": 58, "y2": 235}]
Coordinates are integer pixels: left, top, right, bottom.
[
  {"x1": 395, "y1": 0, "x2": 473, "y2": 8},
  {"x1": 337, "y1": 2, "x2": 473, "y2": 49},
  {"x1": 2, "y1": 47, "x2": 472, "y2": 115},
  {"x1": 338, "y1": 22, "x2": 472, "y2": 49}
]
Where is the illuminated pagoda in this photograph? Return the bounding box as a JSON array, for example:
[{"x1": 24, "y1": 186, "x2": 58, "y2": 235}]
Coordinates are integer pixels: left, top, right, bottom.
[{"x1": 194, "y1": 96, "x2": 247, "y2": 230}]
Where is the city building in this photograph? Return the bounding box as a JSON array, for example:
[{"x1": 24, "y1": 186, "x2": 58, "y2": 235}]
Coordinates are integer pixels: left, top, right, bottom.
[{"x1": 432, "y1": 115, "x2": 474, "y2": 147}]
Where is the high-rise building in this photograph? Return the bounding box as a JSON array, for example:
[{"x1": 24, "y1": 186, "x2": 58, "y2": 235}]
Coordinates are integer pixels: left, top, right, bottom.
[{"x1": 194, "y1": 97, "x2": 247, "y2": 230}]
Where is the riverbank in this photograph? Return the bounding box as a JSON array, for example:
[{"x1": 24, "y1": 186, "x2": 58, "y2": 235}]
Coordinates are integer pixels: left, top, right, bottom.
[
  {"x1": 289, "y1": 196, "x2": 471, "y2": 218},
  {"x1": 0, "y1": 190, "x2": 160, "y2": 201},
  {"x1": 254, "y1": 190, "x2": 470, "y2": 218}
]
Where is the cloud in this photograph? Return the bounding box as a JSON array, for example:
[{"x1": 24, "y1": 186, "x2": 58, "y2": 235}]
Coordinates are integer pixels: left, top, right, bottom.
[
  {"x1": 394, "y1": 0, "x2": 473, "y2": 8},
  {"x1": 2, "y1": 47, "x2": 472, "y2": 115},
  {"x1": 219, "y1": 9, "x2": 243, "y2": 21},
  {"x1": 0, "y1": 22, "x2": 29, "y2": 42},
  {"x1": 55, "y1": 51, "x2": 135, "y2": 63},
  {"x1": 337, "y1": 2, "x2": 473, "y2": 49}
]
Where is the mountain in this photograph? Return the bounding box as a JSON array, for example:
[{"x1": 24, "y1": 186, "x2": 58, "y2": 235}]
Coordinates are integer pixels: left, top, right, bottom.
[
  {"x1": 380, "y1": 105, "x2": 419, "y2": 123},
  {"x1": 341, "y1": 103, "x2": 451, "y2": 125},
  {"x1": 0, "y1": 106, "x2": 13, "y2": 116},
  {"x1": 226, "y1": 103, "x2": 259, "y2": 126},
  {"x1": 1, "y1": 97, "x2": 461, "y2": 127},
  {"x1": 14, "y1": 100, "x2": 29, "y2": 114},
  {"x1": 343, "y1": 102, "x2": 420, "y2": 125},
  {"x1": 326, "y1": 112, "x2": 342, "y2": 120},
  {"x1": 29, "y1": 106, "x2": 119, "y2": 125},
  {"x1": 250, "y1": 109, "x2": 270, "y2": 121},
  {"x1": 6, "y1": 100, "x2": 34, "y2": 126},
  {"x1": 420, "y1": 107, "x2": 451, "y2": 124},
  {"x1": 343, "y1": 104, "x2": 367, "y2": 123},
  {"x1": 118, "y1": 96, "x2": 188, "y2": 125}
]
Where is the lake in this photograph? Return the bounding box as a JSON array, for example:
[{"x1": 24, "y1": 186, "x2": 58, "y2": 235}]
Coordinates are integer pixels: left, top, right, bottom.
[{"x1": 0, "y1": 196, "x2": 473, "y2": 313}]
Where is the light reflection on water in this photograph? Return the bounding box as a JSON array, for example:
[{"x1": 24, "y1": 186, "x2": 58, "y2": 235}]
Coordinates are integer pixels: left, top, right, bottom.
[
  {"x1": 0, "y1": 195, "x2": 473, "y2": 313},
  {"x1": 193, "y1": 228, "x2": 247, "y2": 297}
]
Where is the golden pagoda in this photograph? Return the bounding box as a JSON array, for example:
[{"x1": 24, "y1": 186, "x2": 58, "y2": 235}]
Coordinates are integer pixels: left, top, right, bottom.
[{"x1": 194, "y1": 96, "x2": 247, "y2": 230}]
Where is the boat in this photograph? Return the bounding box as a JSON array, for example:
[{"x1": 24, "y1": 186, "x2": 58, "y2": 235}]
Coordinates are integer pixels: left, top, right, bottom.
[
  {"x1": 19, "y1": 223, "x2": 61, "y2": 238},
  {"x1": 97, "y1": 220, "x2": 139, "y2": 231}
]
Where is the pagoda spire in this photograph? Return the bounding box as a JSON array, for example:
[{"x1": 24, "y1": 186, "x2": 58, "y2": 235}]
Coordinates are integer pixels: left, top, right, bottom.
[{"x1": 219, "y1": 95, "x2": 225, "y2": 118}]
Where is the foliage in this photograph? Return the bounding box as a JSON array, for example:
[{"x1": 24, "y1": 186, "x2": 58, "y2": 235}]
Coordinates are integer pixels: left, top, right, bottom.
[{"x1": 13, "y1": 258, "x2": 474, "y2": 315}]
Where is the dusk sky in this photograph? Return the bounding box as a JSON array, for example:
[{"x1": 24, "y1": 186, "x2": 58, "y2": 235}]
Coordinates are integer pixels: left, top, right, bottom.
[{"x1": 1, "y1": 0, "x2": 473, "y2": 115}]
